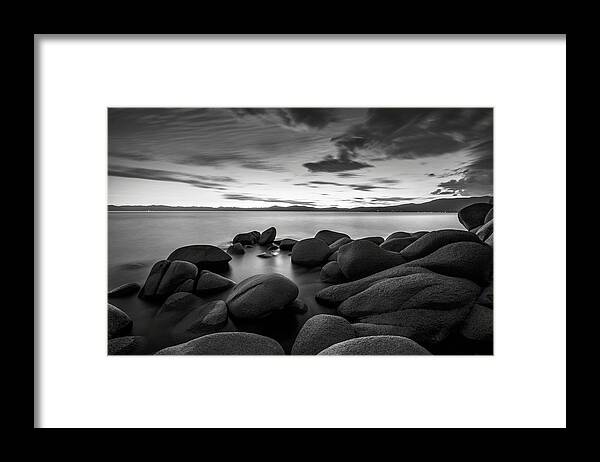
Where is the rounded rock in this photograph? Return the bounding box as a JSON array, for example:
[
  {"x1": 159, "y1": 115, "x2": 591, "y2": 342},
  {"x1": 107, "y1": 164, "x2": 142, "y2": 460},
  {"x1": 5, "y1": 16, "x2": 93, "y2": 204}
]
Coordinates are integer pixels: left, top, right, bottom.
[
  {"x1": 195, "y1": 270, "x2": 235, "y2": 294},
  {"x1": 400, "y1": 229, "x2": 481, "y2": 261},
  {"x1": 458, "y1": 202, "x2": 493, "y2": 231},
  {"x1": 314, "y1": 229, "x2": 350, "y2": 246},
  {"x1": 291, "y1": 238, "x2": 331, "y2": 267},
  {"x1": 258, "y1": 227, "x2": 276, "y2": 246},
  {"x1": 108, "y1": 282, "x2": 140, "y2": 298},
  {"x1": 155, "y1": 332, "x2": 285, "y2": 355},
  {"x1": 167, "y1": 245, "x2": 232, "y2": 269},
  {"x1": 108, "y1": 336, "x2": 148, "y2": 355},
  {"x1": 108, "y1": 303, "x2": 133, "y2": 339},
  {"x1": 318, "y1": 336, "x2": 431, "y2": 355},
  {"x1": 291, "y1": 314, "x2": 356, "y2": 355},
  {"x1": 338, "y1": 240, "x2": 406, "y2": 280}
]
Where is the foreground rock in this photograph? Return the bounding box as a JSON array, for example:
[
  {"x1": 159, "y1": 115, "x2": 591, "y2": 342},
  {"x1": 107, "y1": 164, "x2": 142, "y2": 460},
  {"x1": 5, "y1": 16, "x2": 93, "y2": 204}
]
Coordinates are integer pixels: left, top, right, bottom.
[
  {"x1": 386, "y1": 231, "x2": 412, "y2": 241},
  {"x1": 291, "y1": 315, "x2": 356, "y2": 355},
  {"x1": 380, "y1": 236, "x2": 418, "y2": 252},
  {"x1": 233, "y1": 232, "x2": 257, "y2": 246},
  {"x1": 358, "y1": 236, "x2": 384, "y2": 245},
  {"x1": 459, "y1": 304, "x2": 493, "y2": 341},
  {"x1": 227, "y1": 243, "x2": 245, "y2": 255},
  {"x1": 484, "y1": 208, "x2": 493, "y2": 224},
  {"x1": 226, "y1": 273, "x2": 299, "y2": 319},
  {"x1": 291, "y1": 238, "x2": 331, "y2": 267},
  {"x1": 138, "y1": 260, "x2": 170, "y2": 299},
  {"x1": 400, "y1": 229, "x2": 480, "y2": 260},
  {"x1": 279, "y1": 238, "x2": 297, "y2": 251},
  {"x1": 314, "y1": 229, "x2": 350, "y2": 245},
  {"x1": 328, "y1": 236, "x2": 353, "y2": 253},
  {"x1": 155, "y1": 332, "x2": 285, "y2": 355},
  {"x1": 195, "y1": 270, "x2": 235, "y2": 294},
  {"x1": 155, "y1": 260, "x2": 198, "y2": 297},
  {"x1": 458, "y1": 202, "x2": 493, "y2": 231},
  {"x1": 318, "y1": 336, "x2": 431, "y2": 355},
  {"x1": 258, "y1": 227, "x2": 276, "y2": 246},
  {"x1": 108, "y1": 304, "x2": 133, "y2": 339},
  {"x1": 167, "y1": 245, "x2": 232, "y2": 270},
  {"x1": 108, "y1": 336, "x2": 148, "y2": 355},
  {"x1": 171, "y1": 300, "x2": 229, "y2": 339},
  {"x1": 475, "y1": 218, "x2": 494, "y2": 242},
  {"x1": 338, "y1": 240, "x2": 406, "y2": 280},
  {"x1": 108, "y1": 282, "x2": 140, "y2": 298},
  {"x1": 320, "y1": 261, "x2": 347, "y2": 284}
]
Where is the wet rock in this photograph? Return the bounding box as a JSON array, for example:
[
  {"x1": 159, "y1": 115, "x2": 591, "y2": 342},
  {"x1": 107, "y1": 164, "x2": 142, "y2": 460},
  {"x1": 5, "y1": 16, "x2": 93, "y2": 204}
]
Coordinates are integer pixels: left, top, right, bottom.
[
  {"x1": 155, "y1": 332, "x2": 285, "y2": 355},
  {"x1": 233, "y1": 232, "x2": 257, "y2": 246},
  {"x1": 227, "y1": 243, "x2": 246, "y2": 255},
  {"x1": 175, "y1": 278, "x2": 195, "y2": 293},
  {"x1": 108, "y1": 303, "x2": 132, "y2": 339},
  {"x1": 154, "y1": 292, "x2": 208, "y2": 327},
  {"x1": 108, "y1": 336, "x2": 148, "y2": 355},
  {"x1": 167, "y1": 245, "x2": 232, "y2": 270},
  {"x1": 328, "y1": 236, "x2": 353, "y2": 253},
  {"x1": 459, "y1": 304, "x2": 493, "y2": 341},
  {"x1": 291, "y1": 238, "x2": 331, "y2": 267},
  {"x1": 386, "y1": 231, "x2": 412, "y2": 241},
  {"x1": 315, "y1": 229, "x2": 350, "y2": 246},
  {"x1": 338, "y1": 240, "x2": 406, "y2": 280},
  {"x1": 258, "y1": 227, "x2": 276, "y2": 246},
  {"x1": 155, "y1": 260, "x2": 198, "y2": 297},
  {"x1": 138, "y1": 260, "x2": 170, "y2": 299},
  {"x1": 411, "y1": 231, "x2": 429, "y2": 239},
  {"x1": 400, "y1": 229, "x2": 480, "y2": 261},
  {"x1": 358, "y1": 236, "x2": 384, "y2": 246},
  {"x1": 380, "y1": 236, "x2": 418, "y2": 253},
  {"x1": 478, "y1": 284, "x2": 493, "y2": 308},
  {"x1": 320, "y1": 261, "x2": 347, "y2": 284},
  {"x1": 318, "y1": 336, "x2": 431, "y2": 355},
  {"x1": 327, "y1": 250, "x2": 339, "y2": 262},
  {"x1": 171, "y1": 300, "x2": 228, "y2": 339},
  {"x1": 279, "y1": 238, "x2": 298, "y2": 251},
  {"x1": 251, "y1": 231, "x2": 261, "y2": 241},
  {"x1": 226, "y1": 273, "x2": 299, "y2": 319},
  {"x1": 458, "y1": 202, "x2": 493, "y2": 231},
  {"x1": 195, "y1": 270, "x2": 235, "y2": 294},
  {"x1": 286, "y1": 298, "x2": 308, "y2": 313},
  {"x1": 484, "y1": 208, "x2": 493, "y2": 224},
  {"x1": 291, "y1": 314, "x2": 356, "y2": 355},
  {"x1": 108, "y1": 282, "x2": 140, "y2": 298},
  {"x1": 475, "y1": 219, "x2": 493, "y2": 242}
]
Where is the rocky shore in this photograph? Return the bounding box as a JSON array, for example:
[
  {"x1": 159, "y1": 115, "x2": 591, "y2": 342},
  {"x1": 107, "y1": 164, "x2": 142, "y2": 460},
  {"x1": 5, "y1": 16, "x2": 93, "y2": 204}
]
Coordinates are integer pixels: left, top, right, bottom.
[{"x1": 107, "y1": 201, "x2": 493, "y2": 355}]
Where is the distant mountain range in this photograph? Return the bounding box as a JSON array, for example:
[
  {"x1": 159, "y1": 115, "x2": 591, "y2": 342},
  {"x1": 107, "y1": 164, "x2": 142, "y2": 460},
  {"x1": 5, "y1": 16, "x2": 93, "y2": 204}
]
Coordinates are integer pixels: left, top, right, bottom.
[{"x1": 108, "y1": 196, "x2": 493, "y2": 213}]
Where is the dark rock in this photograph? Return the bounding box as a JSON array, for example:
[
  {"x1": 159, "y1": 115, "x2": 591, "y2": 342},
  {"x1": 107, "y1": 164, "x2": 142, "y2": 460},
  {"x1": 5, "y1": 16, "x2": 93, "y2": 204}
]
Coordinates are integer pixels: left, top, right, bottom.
[
  {"x1": 386, "y1": 231, "x2": 412, "y2": 241},
  {"x1": 251, "y1": 231, "x2": 261, "y2": 241},
  {"x1": 318, "y1": 336, "x2": 431, "y2": 355},
  {"x1": 320, "y1": 261, "x2": 347, "y2": 284},
  {"x1": 458, "y1": 202, "x2": 493, "y2": 230},
  {"x1": 154, "y1": 292, "x2": 207, "y2": 327},
  {"x1": 380, "y1": 236, "x2": 418, "y2": 252},
  {"x1": 286, "y1": 299, "x2": 308, "y2": 313},
  {"x1": 108, "y1": 282, "x2": 140, "y2": 298},
  {"x1": 484, "y1": 208, "x2": 493, "y2": 224},
  {"x1": 291, "y1": 238, "x2": 331, "y2": 267},
  {"x1": 195, "y1": 270, "x2": 235, "y2": 294},
  {"x1": 478, "y1": 284, "x2": 493, "y2": 308},
  {"x1": 358, "y1": 236, "x2": 384, "y2": 246},
  {"x1": 338, "y1": 240, "x2": 406, "y2": 280},
  {"x1": 411, "y1": 231, "x2": 429, "y2": 239},
  {"x1": 400, "y1": 229, "x2": 480, "y2": 260},
  {"x1": 171, "y1": 300, "x2": 228, "y2": 339},
  {"x1": 475, "y1": 219, "x2": 493, "y2": 242},
  {"x1": 314, "y1": 229, "x2": 350, "y2": 246},
  {"x1": 108, "y1": 336, "x2": 148, "y2": 355},
  {"x1": 175, "y1": 278, "x2": 195, "y2": 293},
  {"x1": 258, "y1": 227, "x2": 276, "y2": 246},
  {"x1": 155, "y1": 332, "x2": 285, "y2": 355},
  {"x1": 167, "y1": 245, "x2": 232, "y2": 270},
  {"x1": 228, "y1": 243, "x2": 246, "y2": 255},
  {"x1": 329, "y1": 236, "x2": 353, "y2": 253},
  {"x1": 459, "y1": 304, "x2": 493, "y2": 341},
  {"x1": 155, "y1": 260, "x2": 198, "y2": 297},
  {"x1": 327, "y1": 250, "x2": 339, "y2": 262},
  {"x1": 257, "y1": 252, "x2": 275, "y2": 258},
  {"x1": 352, "y1": 322, "x2": 408, "y2": 337},
  {"x1": 233, "y1": 232, "x2": 257, "y2": 246},
  {"x1": 267, "y1": 244, "x2": 279, "y2": 251},
  {"x1": 279, "y1": 238, "x2": 298, "y2": 251},
  {"x1": 226, "y1": 273, "x2": 299, "y2": 319},
  {"x1": 291, "y1": 314, "x2": 356, "y2": 355},
  {"x1": 108, "y1": 303, "x2": 132, "y2": 339},
  {"x1": 138, "y1": 260, "x2": 170, "y2": 299},
  {"x1": 405, "y1": 241, "x2": 493, "y2": 285},
  {"x1": 485, "y1": 233, "x2": 493, "y2": 247}
]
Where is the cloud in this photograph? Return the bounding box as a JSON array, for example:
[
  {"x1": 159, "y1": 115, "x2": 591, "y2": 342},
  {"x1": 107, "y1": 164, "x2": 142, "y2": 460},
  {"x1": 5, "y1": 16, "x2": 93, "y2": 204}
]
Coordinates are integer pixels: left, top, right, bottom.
[
  {"x1": 372, "y1": 177, "x2": 401, "y2": 185},
  {"x1": 230, "y1": 108, "x2": 338, "y2": 130},
  {"x1": 367, "y1": 196, "x2": 418, "y2": 202},
  {"x1": 108, "y1": 166, "x2": 234, "y2": 190},
  {"x1": 222, "y1": 193, "x2": 317, "y2": 207},
  {"x1": 430, "y1": 189, "x2": 457, "y2": 196},
  {"x1": 302, "y1": 155, "x2": 373, "y2": 173},
  {"x1": 295, "y1": 180, "x2": 392, "y2": 192},
  {"x1": 337, "y1": 172, "x2": 359, "y2": 178}
]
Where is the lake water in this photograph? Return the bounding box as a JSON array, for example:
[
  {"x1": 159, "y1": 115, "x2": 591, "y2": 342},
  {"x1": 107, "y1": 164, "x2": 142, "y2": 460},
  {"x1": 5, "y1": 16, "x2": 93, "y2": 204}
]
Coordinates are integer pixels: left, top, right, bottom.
[{"x1": 108, "y1": 211, "x2": 463, "y2": 353}]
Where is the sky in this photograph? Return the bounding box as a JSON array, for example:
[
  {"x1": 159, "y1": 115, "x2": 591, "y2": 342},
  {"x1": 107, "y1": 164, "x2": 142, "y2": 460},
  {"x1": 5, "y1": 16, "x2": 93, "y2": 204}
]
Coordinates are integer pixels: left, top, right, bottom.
[{"x1": 108, "y1": 108, "x2": 493, "y2": 208}]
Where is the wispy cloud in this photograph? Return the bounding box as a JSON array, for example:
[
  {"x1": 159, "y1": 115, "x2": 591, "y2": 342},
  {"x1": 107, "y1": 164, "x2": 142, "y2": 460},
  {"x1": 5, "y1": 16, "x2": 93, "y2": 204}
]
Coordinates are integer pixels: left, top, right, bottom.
[
  {"x1": 222, "y1": 193, "x2": 317, "y2": 207},
  {"x1": 108, "y1": 166, "x2": 235, "y2": 190}
]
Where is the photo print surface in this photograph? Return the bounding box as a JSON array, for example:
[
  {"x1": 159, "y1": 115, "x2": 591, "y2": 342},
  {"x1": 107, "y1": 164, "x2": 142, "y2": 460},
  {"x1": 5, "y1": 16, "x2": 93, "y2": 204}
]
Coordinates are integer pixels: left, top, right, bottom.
[{"x1": 108, "y1": 108, "x2": 493, "y2": 355}]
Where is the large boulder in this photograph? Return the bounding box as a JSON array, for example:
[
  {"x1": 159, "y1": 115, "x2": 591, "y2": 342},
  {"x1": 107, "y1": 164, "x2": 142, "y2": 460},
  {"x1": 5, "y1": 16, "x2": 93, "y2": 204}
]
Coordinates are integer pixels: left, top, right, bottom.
[
  {"x1": 107, "y1": 303, "x2": 132, "y2": 339},
  {"x1": 226, "y1": 273, "x2": 299, "y2": 319},
  {"x1": 380, "y1": 236, "x2": 418, "y2": 252},
  {"x1": 175, "y1": 278, "x2": 195, "y2": 294},
  {"x1": 108, "y1": 336, "x2": 148, "y2": 355},
  {"x1": 138, "y1": 260, "x2": 170, "y2": 299},
  {"x1": 411, "y1": 231, "x2": 429, "y2": 239},
  {"x1": 258, "y1": 227, "x2": 276, "y2": 246},
  {"x1": 167, "y1": 245, "x2": 232, "y2": 270},
  {"x1": 279, "y1": 238, "x2": 298, "y2": 251},
  {"x1": 155, "y1": 260, "x2": 198, "y2": 297},
  {"x1": 153, "y1": 292, "x2": 208, "y2": 327},
  {"x1": 291, "y1": 314, "x2": 356, "y2": 355},
  {"x1": 233, "y1": 232, "x2": 257, "y2": 245},
  {"x1": 459, "y1": 304, "x2": 493, "y2": 341},
  {"x1": 400, "y1": 229, "x2": 480, "y2": 260},
  {"x1": 328, "y1": 236, "x2": 353, "y2": 253},
  {"x1": 405, "y1": 241, "x2": 493, "y2": 285},
  {"x1": 327, "y1": 250, "x2": 339, "y2": 262},
  {"x1": 195, "y1": 270, "x2": 235, "y2": 294},
  {"x1": 291, "y1": 238, "x2": 331, "y2": 267},
  {"x1": 318, "y1": 336, "x2": 431, "y2": 355},
  {"x1": 108, "y1": 282, "x2": 140, "y2": 298},
  {"x1": 337, "y1": 240, "x2": 406, "y2": 280},
  {"x1": 475, "y1": 218, "x2": 494, "y2": 242},
  {"x1": 320, "y1": 261, "x2": 347, "y2": 284},
  {"x1": 171, "y1": 300, "x2": 228, "y2": 340},
  {"x1": 155, "y1": 332, "x2": 285, "y2": 355},
  {"x1": 386, "y1": 231, "x2": 412, "y2": 241},
  {"x1": 458, "y1": 202, "x2": 493, "y2": 231},
  {"x1": 315, "y1": 229, "x2": 350, "y2": 246}
]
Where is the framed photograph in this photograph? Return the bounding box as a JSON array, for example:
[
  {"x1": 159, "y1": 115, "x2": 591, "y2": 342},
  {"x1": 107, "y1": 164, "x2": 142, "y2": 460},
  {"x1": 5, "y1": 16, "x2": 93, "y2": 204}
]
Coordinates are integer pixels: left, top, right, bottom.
[{"x1": 35, "y1": 35, "x2": 566, "y2": 428}]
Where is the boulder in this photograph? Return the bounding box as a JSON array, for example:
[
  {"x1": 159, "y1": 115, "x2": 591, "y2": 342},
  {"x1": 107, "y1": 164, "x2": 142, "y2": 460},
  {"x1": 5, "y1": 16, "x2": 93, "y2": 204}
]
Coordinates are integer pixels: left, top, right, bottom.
[
  {"x1": 155, "y1": 332, "x2": 285, "y2": 355},
  {"x1": 279, "y1": 238, "x2": 298, "y2": 251},
  {"x1": 327, "y1": 250, "x2": 339, "y2": 262},
  {"x1": 406, "y1": 241, "x2": 493, "y2": 285},
  {"x1": 251, "y1": 231, "x2": 261, "y2": 241},
  {"x1": 478, "y1": 284, "x2": 493, "y2": 308},
  {"x1": 380, "y1": 236, "x2": 418, "y2": 252},
  {"x1": 167, "y1": 245, "x2": 232, "y2": 270},
  {"x1": 352, "y1": 322, "x2": 408, "y2": 337},
  {"x1": 171, "y1": 300, "x2": 228, "y2": 339},
  {"x1": 459, "y1": 304, "x2": 493, "y2": 341},
  {"x1": 318, "y1": 336, "x2": 431, "y2": 355},
  {"x1": 232, "y1": 232, "x2": 257, "y2": 245},
  {"x1": 314, "y1": 229, "x2": 350, "y2": 245},
  {"x1": 329, "y1": 236, "x2": 353, "y2": 253},
  {"x1": 358, "y1": 236, "x2": 384, "y2": 245},
  {"x1": 291, "y1": 314, "x2": 356, "y2": 355},
  {"x1": 411, "y1": 231, "x2": 429, "y2": 239},
  {"x1": 154, "y1": 292, "x2": 208, "y2": 327},
  {"x1": 175, "y1": 278, "x2": 195, "y2": 293},
  {"x1": 475, "y1": 219, "x2": 494, "y2": 242},
  {"x1": 227, "y1": 243, "x2": 246, "y2": 255},
  {"x1": 291, "y1": 238, "x2": 331, "y2": 267},
  {"x1": 320, "y1": 261, "x2": 347, "y2": 284},
  {"x1": 258, "y1": 227, "x2": 276, "y2": 246},
  {"x1": 195, "y1": 270, "x2": 235, "y2": 294},
  {"x1": 155, "y1": 260, "x2": 198, "y2": 297},
  {"x1": 108, "y1": 336, "x2": 148, "y2": 355},
  {"x1": 138, "y1": 260, "x2": 170, "y2": 299},
  {"x1": 108, "y1": 282, "x2": 140, "y2": 298},
  {"x1": 458, "y1": 202, "x2": 493, "y2": 230},
  {"x1": 337, "y1": 240, "x2": 406, "y2": 280},
  {"x1": 386, "y1": 231, "x2": 412, "y2": 241},
  {"x1": 484, "y1": 208, "x2": 493, "y2": 224},
  {"x1": 400, "y1": 229, "x2": 480, "y2": 260},
  {"x1": 108, "y1": 303, "x2": 132, "y2": 339},
  {"x1": 226, "y1": 273, "x2": 299, "y2": 319}
]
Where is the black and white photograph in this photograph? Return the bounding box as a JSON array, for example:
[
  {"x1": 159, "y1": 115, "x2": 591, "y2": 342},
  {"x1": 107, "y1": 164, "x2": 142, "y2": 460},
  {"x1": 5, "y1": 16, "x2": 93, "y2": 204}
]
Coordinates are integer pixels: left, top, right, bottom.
[{"x1": 108, "y1": 107, "x2": 494, "y2": 355}]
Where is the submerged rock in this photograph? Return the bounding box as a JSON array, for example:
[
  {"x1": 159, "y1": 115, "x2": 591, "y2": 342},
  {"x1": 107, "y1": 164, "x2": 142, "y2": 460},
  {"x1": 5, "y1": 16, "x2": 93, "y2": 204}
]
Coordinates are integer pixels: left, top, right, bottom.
[
  {"x1": 380, "y1": 236, "x2": 418, "y2": 253},
  {"x1": 257, "y1": 251, "x2": 275, "y2": 258},
  {"x1": 458, "y1": 202, "x2": 493, "y2": 231},
  {"x1": 291, "y1": 314, "x2": 356, "y2": 355},
  {"x1": 195, "y1": 270, "x2": 235, "y2": 294},
  {"x1": 227, "y1": 243, "x2": 246, "y2": 255},
  {"x1": 108, "y1": 303, "x2": 132, "y2": 339},
  {"x1": 155, "y1": 332, "x2": 285, "y2": 355},
  {"x1": 226, "y1": 273, "x2": 299, "y2": 319},
  {"x1": 167, "y1": 245, "x2": 232, "y2": 269},
  {"x1": 108, "y1": 282, "x2": 140, "y2": 298},
  {"x1": 171, "y1": 300, "x2": 228, "y2": 339},
  {"x1": 108, "y1": 336, "x2": 148, "y2": 355},
  {"x1": 400, "y1": 229, "x2": 480, "y2": 260},
  {"x1": 318, "y1": 336, "x2": 431, "y2": 355},
  {"x1": 337, "y1": 240, "x2": 406, "y2": 280},
  {"x1": 315, "y1": 229, "x2": 350, "y2": 246},
  {"x1": 279, "y1": 238, "x2": 298, "y2": 251},
  {"x1": 258, "y1": 227, "x2": 276, "y2": 246},
  {"x1": 291, "y1": 238, "x2": 331, "y2": 267},
  {"x1": 320, "y1": 261, "x2": 347, "y2": 284}
]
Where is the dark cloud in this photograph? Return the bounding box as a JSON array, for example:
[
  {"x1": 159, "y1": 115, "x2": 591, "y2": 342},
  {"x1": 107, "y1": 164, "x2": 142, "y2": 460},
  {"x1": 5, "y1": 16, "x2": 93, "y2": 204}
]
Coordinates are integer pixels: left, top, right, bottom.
[
  {"x1": 337, "y1": 172, "x2": 359, "y2": 178},
  {"x1": 367, "y1": 196, "x2": 418, "y2": 202},
  {"x1": 430, "y1": 189, "x2": 457, "y2": 196},
  {"x1": 108, "y1": 166, "x2": 234, "y2": 190},
  {"x1": 296, "y1": 180, "x2": 391, "y2": 192},
  {"x1": 222, "y1": 193, "x2": 317, "y2": 207},
  {"x1": 373, "y1": 177, "x2": 401, "y2": 185},
  {"x1": 302, "y1": 155, "x2": 373, "y2": 173},
  {"x1": 230, "y1": 108, "x2": 338, "y2": 131}
]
